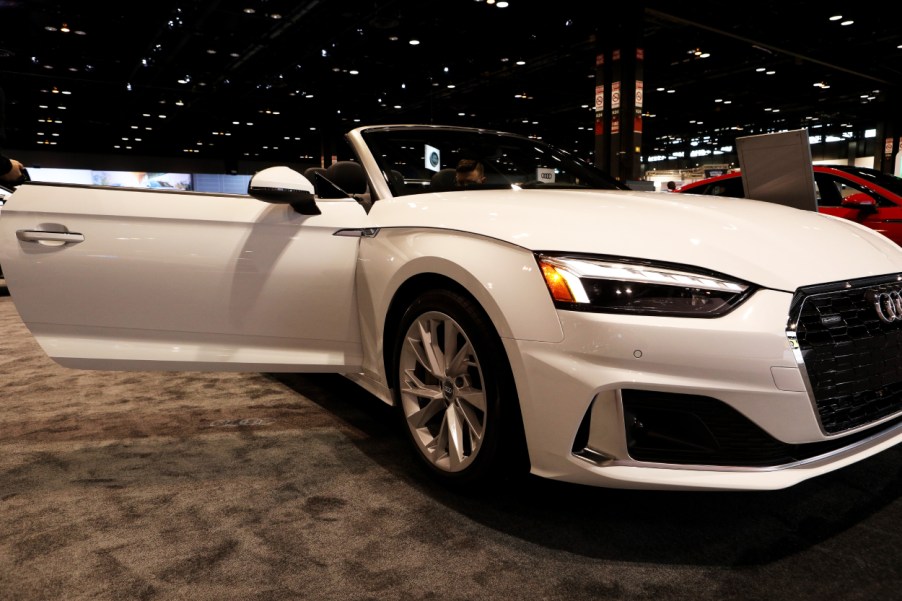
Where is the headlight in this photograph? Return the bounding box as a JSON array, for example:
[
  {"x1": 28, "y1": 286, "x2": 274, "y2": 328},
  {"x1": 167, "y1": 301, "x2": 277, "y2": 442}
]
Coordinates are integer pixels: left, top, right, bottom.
[{"x1": 537, "y1": 254, "x2": 754, "y2": 317}]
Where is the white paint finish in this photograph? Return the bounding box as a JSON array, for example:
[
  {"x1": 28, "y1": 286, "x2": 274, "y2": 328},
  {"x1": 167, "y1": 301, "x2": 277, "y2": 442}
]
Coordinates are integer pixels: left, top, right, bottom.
[
  {"x1": 0, "y1": 184, "x2": 368, "y2": 368},
  {"x1": 368, "y1": 189, "x2": 902, "y2": 290},
  {"x1": 3, "y1": 124, "x2": 902, "y2": 490}
]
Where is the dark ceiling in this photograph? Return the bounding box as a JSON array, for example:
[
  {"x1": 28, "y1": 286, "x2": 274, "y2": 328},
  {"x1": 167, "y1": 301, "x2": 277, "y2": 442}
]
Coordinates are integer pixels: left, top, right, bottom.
[{"x1": 0, "y1": 0, "x2": 900, "y2": 172}]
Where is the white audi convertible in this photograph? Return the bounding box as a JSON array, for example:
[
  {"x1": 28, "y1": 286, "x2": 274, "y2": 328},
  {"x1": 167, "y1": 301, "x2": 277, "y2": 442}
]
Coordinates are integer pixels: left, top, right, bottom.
[{"x1": 3, "y1": 124, "x2": 902, "y2": 491}]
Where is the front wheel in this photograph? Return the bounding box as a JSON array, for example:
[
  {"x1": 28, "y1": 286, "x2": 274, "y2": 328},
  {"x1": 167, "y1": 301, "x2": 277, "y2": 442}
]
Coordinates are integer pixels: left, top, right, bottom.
[{"x1": 392, "y1": 289, "x2": 526, "y2": 486}]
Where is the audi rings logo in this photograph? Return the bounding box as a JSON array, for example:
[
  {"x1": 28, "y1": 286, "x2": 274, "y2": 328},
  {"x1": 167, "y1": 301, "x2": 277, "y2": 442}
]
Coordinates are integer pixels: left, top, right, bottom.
[{"x1": 869, "y1": 289, "x2": 902, "y2": 323}]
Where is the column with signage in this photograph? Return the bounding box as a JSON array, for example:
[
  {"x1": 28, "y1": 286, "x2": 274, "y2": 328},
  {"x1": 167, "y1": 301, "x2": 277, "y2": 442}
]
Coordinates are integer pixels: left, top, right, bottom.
[
  {"x1": 593, "y1": 53, "x2": 608, "y2": 172},
  {"x1": 880, "y1": 131, "x2": 900, "y2": 176},
  {"x1": 593, "y1": 7, "x2": 644, "y2": 182},
  {"x1": 874, "y1": 90, "x2": 899, "y2": 176}
]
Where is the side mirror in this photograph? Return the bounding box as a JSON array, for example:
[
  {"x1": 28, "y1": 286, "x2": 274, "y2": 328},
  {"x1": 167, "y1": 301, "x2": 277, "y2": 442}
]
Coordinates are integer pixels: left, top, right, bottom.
[
  {"x1": 841, "y1": 192, "x2": 877, "y2": 211},
  {"x1": 248, "y1": 166, "x2": 320, "y2": 215}
]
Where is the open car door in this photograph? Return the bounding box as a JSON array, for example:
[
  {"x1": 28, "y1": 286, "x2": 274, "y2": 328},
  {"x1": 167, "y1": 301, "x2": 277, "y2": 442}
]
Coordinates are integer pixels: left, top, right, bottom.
[{"x1": 0, "y1": 173, "x2": 369, "y2": 372}]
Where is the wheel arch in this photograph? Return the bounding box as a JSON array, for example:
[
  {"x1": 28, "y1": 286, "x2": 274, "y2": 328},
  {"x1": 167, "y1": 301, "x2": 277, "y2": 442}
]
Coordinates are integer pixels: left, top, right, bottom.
[{"x1": 382, "y1": 273, "x2": 486, "y2": 391}]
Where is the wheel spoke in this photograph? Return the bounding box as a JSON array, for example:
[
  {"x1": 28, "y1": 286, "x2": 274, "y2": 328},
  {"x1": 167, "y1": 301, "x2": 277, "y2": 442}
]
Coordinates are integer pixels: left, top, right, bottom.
[
  {"x1": 445, "y1": 402, "x2": 467, "y2": 469},
  {"x1": 442, "y1": 319, "x2": 461, "y2": 373},
  {"x1": 447, "y1": 339, "x2": 474, "y2": 378},
  {"x1": 407, "y1": 395, "x2": 445, "y2": 428},
  {"x1": 409, "y1": 318, "x2": 445, "y2": 378},
  {"x1": 455, "y1": 393, "x2": 486, "y2": 430},
  {"x1": 401, "y1": 368, "x2": 443, "y2": 401},
  {"x1": 428, "y1": 414, "x2": 449, "y2": 459}
]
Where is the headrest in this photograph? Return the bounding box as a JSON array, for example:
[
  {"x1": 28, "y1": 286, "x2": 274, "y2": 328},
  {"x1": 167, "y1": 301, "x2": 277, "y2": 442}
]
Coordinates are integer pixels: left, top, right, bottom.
[
  {"x1": 325, "y1": 161, "x2": 367, "y2": 195},
  {"x1": 430, "y1": 168, "x2": 458, "y2": 191}
]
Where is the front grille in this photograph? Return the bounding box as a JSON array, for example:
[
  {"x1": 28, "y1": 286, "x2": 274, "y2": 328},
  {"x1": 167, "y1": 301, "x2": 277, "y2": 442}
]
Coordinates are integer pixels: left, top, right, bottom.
[{"x1": 791, "y1": 274, "x2": 902, "y2": 434}]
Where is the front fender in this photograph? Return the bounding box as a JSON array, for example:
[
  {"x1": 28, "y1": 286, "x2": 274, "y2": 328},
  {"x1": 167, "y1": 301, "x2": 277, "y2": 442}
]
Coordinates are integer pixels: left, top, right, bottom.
[{"x1": 355, "y1": 228, "x2": 564, "y2": 383}]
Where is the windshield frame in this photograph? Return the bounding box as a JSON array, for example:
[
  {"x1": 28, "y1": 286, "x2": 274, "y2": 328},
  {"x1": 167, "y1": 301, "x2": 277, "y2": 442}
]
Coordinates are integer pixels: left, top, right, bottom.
[{"x1": 347, "y1": 124, "x2": 627, "y2": 201}]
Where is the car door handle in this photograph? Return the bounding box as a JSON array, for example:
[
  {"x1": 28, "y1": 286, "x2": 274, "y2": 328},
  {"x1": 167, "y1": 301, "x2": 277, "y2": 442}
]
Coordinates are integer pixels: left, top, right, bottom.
[{"x1": 16, "y1": 229, "x2": 86, "y2": 244}]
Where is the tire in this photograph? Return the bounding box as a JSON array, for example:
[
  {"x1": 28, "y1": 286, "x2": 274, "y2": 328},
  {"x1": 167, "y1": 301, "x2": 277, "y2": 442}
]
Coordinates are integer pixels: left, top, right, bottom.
[{"x1": 392, "y1": 288, "x2": 526, "y2": 487}]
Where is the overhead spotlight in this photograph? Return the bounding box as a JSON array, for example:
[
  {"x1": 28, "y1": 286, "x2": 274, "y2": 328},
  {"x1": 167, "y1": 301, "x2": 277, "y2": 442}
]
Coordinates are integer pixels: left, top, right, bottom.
[{"x1": 409, "y1": 39, "x2": 420, "y2": 45}]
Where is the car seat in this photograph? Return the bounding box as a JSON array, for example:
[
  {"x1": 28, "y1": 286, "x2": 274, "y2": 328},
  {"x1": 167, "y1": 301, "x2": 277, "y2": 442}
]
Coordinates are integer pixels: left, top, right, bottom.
[{"x1": 430, "y1": 168, "x2": 458, "y2": 191}]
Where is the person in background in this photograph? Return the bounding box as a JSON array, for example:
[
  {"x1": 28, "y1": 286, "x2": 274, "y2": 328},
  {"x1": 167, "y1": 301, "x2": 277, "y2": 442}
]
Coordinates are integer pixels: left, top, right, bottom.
[
  {"x1": 666, "y1": 180, "x2": 677, "y2": 192},
  {"x1": 0, "y1": 86, "x2": 25, "y2": 184},
  {"x1": 456, "y1": 159, "x2": 486, "y2": 186}
]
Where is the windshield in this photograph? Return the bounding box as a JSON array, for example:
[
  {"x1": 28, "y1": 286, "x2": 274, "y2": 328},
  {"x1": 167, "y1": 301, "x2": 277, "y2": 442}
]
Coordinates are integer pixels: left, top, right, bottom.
[
  {"x1": 831, "y1": 165, "x2": 902, "y2": 197},
  {"x1": 360, "y1": 127, "x2": 626, "y2": 197}
]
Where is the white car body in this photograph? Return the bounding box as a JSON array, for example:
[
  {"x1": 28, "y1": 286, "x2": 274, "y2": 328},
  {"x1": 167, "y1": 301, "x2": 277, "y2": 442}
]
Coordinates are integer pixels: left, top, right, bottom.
[{"x1": 3, "y1": 124, "x2": 902, "y2": 491}]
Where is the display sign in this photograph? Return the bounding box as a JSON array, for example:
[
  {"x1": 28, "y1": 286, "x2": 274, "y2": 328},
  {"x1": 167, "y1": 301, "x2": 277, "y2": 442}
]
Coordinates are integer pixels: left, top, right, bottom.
[
  {"x1": 736, "y1": 129, "x2": 817, "y2": 212},
  {"x1": 595, "y1": 85, "x2": 604, "y2": 113},
  {"x1": 536, "y1": 168, "x2": 555, "y2": 183},
  {"x1": 424, "y1": 144, "x2": 441, "y2": 172}
]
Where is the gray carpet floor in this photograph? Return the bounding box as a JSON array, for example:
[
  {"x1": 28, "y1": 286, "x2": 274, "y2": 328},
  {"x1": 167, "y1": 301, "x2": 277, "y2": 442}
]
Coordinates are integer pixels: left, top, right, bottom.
[{"x1": 1, "y1": 290, "x2": 901, "y2": 601}]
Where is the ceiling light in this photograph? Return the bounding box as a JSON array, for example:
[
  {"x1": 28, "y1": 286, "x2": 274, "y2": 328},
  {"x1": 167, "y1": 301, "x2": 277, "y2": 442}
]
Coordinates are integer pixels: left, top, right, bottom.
[
  {"x1": 409, "y1": 39, "x2": 420, "y2": 45},
  {"x1": 829, "y1": 15, "x2": 842, "y2": 21},
  {"x1": 497, "y1": 1, "x2": 509, "y2": 6},
  {"x1": 841, "y1": 20, "x2": 854, "y2": 26}
]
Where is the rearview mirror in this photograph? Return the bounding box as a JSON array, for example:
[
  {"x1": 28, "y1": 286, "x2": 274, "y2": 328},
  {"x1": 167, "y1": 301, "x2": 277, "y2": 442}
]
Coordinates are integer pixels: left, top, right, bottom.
[
  {"x1": 840, "y1": 192, "x2": 877, "y2": 211},
  {"x1": 248, "y1": 166, "x2": 320, "y2": 215}
]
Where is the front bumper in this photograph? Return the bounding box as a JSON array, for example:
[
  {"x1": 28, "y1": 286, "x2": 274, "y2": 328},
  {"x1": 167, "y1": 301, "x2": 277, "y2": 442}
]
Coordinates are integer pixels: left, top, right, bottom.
[{"x1": 504, "y1": 288, "x2": 902, "y2": 490}]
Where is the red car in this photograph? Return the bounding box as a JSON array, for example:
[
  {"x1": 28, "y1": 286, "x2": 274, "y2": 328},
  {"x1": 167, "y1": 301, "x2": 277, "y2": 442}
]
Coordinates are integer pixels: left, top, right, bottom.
[{"x1": 675, "y1": 165, "x2": 902, "y2": 246}]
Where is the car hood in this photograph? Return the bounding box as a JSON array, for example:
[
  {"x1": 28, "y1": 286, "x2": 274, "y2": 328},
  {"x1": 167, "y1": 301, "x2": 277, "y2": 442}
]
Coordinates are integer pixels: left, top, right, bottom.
[{"x1": 369, "y1": 188, "x2": 902, "y2": 290}]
